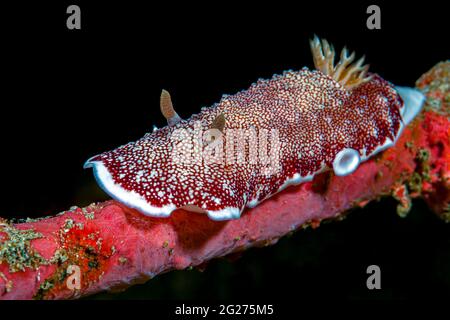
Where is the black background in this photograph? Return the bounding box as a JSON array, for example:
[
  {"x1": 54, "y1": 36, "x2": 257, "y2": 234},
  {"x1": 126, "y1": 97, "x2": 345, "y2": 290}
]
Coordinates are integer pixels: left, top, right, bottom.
[{"x1": 1, "y1": 1, "x2": 449, "y2": 301}]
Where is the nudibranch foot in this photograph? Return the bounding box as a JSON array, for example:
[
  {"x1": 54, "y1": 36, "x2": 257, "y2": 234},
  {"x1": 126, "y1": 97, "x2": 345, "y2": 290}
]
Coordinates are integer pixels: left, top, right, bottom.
[{"x1": 85, "y1": 36, "x2": 425, "y2": 221}]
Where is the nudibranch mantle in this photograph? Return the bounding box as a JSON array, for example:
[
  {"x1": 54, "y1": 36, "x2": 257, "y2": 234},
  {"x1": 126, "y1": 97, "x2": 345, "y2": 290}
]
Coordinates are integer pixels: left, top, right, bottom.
[{"x1": 85, "y1": 37, "x2": 425, "y2": 221}]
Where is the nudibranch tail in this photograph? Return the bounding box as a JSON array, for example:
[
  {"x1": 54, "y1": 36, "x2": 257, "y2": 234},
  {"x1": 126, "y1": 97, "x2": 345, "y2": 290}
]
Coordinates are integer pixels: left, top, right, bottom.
[
  {"x1": 310, "y1": 35, "x2": 372, "y2": 89},
  {"x1": 395, "y1": 86, "x2": 426, "y2": 125},
  {"x1": 85, "y1": 36, "x2": 425, "y2": 221}
]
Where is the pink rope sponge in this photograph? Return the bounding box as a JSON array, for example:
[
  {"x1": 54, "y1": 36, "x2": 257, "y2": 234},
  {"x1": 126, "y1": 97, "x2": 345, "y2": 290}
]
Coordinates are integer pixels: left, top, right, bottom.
[{"x1": 0, "y1": 37, "x2": 448, "y2": 299}]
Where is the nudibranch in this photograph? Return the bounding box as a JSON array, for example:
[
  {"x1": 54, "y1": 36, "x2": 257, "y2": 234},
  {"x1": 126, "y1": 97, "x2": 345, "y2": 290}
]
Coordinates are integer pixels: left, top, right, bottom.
[{"x1": 84, "y1": 36, "x2": 425, "y2": 221}]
